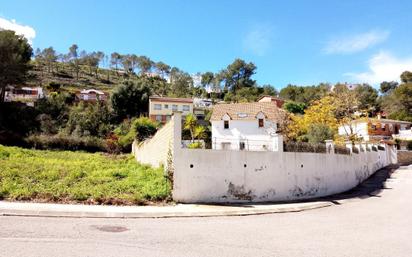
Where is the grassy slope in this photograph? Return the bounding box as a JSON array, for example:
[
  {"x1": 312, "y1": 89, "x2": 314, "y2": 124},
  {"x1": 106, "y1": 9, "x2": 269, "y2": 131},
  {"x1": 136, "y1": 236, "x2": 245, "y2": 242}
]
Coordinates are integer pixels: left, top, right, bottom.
[
  {"x1": 27, "y1": 62, "x2": 138, "y2": 92},
  {"x1": 0, "y1": 145, "x2": 171, "y2": 205}
]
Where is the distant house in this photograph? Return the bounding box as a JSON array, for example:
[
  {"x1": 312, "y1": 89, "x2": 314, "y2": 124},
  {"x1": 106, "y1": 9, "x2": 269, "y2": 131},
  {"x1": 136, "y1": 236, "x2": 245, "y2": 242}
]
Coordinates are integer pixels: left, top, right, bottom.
[
  {"x1": 338, "y1": 117, "x2": 412, "y2": 141},
  {"x1": 75, "y1": 89, "x2": 108, "y2": 102},
  {"x1": 149, "y1": 96, "x2": 194, "y2": 123},
  {"x1": 4, "y1": 86, "x2": 44, "y2": 106},
  {"x1": 257, "y1": 95, "x2": 285, "y2": 108},
  {"x1": 210, "y1": 102, "x2": 286, "y2": 151}
]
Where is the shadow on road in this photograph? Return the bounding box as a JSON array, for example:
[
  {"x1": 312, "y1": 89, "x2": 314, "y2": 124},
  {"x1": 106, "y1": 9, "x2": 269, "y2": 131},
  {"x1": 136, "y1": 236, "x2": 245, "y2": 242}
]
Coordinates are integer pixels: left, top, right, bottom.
[{"x1": 321, "y1": 164, "x2": 399, "y2": 204}]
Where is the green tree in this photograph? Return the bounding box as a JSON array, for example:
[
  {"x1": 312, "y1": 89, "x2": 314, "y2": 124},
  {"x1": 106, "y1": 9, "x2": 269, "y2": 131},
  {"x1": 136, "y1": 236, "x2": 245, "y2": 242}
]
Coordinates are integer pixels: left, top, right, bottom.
[
  {"x1": 354, "y1": 84, "x2": 378, "y2": 110},
  {"x1": 66, "y1": 101, "x2": 112, "y2": 137},
  {"x1": 279, "y1": 84, "x2": 305, "y2": 102},
  {"x1": 184, "y1": 114, "x2": 206, "y2": 143},
  {"x1": 137, "y1": 55, "x2": 153, "y2": 74},
  {"x1": 0, "y1": 30, "x2": 33, "y2": 103},
  {"x1": 307, "y1": 123, "x2": 335, "y2": 144},
  {"x1": 380, "y1": 81, "x2": 398, "y2": 94},
  {"x1": 42, "y1": 47, "x2": 57, "y2": 73},
  {"x1": 170, "y1": 71, "x2": 193, "y2": 97},
  {"x1": 219, "y1": 59, "x2": 256, "y2": 92},
  {"x1": 111, "y1": 80, "x2": 151, "y2": 120},
  {"x1": 400, "y1": 71, "x2": 412, "y2": 83},
  {"x1": 68, "y1": 44, "x2": 80, "y2": 80},
  {"x1": 155, "y1": 61, "x2": 171, "y2": 78},
  {"x1": 284, "y1": 101, "x2": 306, "y2": 114}
]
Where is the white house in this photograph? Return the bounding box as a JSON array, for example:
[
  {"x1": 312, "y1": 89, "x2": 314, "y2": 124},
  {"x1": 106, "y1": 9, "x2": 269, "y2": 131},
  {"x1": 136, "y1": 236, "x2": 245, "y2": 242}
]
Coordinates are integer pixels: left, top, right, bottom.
[
  {"x1": 210, "y1": 102, "x2": 286, "y2": 151},
  {"x1": 338, "y1": 117, "x2": 412, "y2": 141},
  {"x1": 5, "y1": 86, "x2": 44, "y2": 106}
]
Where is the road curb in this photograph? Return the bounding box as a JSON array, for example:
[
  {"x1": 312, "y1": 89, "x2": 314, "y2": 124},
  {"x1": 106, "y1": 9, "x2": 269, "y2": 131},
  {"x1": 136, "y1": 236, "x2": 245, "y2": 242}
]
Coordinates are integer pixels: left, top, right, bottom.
[{"x1": 0, "y1": 201, "x2": 333, "y2": 219}]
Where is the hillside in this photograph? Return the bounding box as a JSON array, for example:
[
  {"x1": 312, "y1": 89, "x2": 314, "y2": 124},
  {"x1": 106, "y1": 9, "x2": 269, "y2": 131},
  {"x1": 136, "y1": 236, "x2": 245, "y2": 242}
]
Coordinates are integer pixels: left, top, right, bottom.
[{"x1": 26, "y1": 61, "x2": 140, "y2": 93}]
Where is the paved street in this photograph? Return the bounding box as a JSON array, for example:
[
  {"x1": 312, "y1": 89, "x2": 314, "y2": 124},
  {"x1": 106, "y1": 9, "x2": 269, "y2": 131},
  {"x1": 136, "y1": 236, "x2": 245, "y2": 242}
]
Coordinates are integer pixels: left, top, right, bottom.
[{"x1": 1, "y1": 166, "x2": 411, "y2": 257}]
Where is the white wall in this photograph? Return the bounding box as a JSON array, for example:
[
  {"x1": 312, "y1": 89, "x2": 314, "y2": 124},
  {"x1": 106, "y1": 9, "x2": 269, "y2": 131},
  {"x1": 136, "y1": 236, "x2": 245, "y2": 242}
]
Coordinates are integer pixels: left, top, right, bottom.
[
  {"x1": 133, "y1": 113, "x2": 397, "y2": 203},
  {"x1": 211, "y1": 118, "x2": 277, "y2": 151},
  {"x1": 338, "y1": 122, "x2": 369, "y2": 140},
  {"x1": 173, "y1": 145, "x2": 396, "y2": 203}
]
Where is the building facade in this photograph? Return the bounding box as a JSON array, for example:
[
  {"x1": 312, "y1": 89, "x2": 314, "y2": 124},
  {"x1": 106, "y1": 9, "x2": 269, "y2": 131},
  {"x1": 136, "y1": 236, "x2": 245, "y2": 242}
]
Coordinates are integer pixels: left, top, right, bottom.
[
  {"x1": 338, "y1": 118, "x2": 412, "y2": 141},
  {"x1": 257, "y1": 95, "x2": 285, "y2": 108},
  {"x1": 5, "y1": 86, "x2": 44, "y2": 106},
  {"x1": 210, "y1": 102, "x2": 286, "y2": 151},
  {"x1": 75, "y1": 89, "x2": 108, "y2": 102},
  {"x1": 149, "y1": 97, "x2": 194, "y2": 123}
]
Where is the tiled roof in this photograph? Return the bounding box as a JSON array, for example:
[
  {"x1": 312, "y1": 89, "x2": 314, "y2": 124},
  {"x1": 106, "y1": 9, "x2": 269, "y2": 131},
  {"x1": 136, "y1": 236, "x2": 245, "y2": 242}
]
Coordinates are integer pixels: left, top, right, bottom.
[
  {"x1": 210, "y1": 102, "x2": 286, "y2": 121},
  {"x1": 150, "y1": 96, "x2": 193, "y2": 103}
]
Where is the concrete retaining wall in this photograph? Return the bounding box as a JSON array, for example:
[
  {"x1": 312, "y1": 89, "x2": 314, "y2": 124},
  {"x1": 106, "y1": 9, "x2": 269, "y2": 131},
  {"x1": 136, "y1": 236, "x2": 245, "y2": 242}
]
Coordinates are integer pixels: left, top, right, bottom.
[
  {"x1": 170, "y1": 113, "x2": 397, "y2": 203},
  {"x1": 173, "y1": 146, "x2": 396, "y2": 203},
  {"x1": 132, "y1": 117, "x2": 175, "y2": 168}
]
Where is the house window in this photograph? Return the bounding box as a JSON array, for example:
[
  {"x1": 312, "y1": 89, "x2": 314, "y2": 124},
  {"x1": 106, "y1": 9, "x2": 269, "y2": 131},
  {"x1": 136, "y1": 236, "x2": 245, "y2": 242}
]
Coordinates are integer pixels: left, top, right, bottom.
[
  {"x1": 164, "y1": 104, "x2": 169, "y2": 109},
  {"x1": 371, "y1": 124, "x2": 376, "y2": 130},
  {"x1": 239, "y1": 142, "x2": 245, "y2": 150},
  {"x1": 182, "y1": 105, "x2": 190, "y2": 111},
  {"x1": 224, "y1": 120, "x2": 229, "y2": 129},
  {"x1": 258, "y1": 118, "x2": 264, "y2": 128},
  {"x1": 154, "y1": 104, "x2": 162, "y2": 110},
  {"x1": 382, "y1": 125, "x2": 386, "y2": 131},
  {"x1": 155, "y1": 115, "x2": 162, "y2": 122},
  {"x1": 172, "y1": 104, "x2": 178, "y2": 111}
]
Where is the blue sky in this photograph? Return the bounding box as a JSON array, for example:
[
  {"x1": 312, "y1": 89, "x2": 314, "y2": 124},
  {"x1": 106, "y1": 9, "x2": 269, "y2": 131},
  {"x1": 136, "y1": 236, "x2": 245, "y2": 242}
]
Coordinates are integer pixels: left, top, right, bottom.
[{"x1": 1, "y1": 0, "x2": 412, "y2": 89}]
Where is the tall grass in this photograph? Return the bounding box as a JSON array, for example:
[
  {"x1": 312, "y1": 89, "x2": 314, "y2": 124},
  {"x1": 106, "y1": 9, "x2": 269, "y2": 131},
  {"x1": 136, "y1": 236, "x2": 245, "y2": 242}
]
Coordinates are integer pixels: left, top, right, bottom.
[{"x1": 0, "y1": 145, "x2": 171, "y2": 205}]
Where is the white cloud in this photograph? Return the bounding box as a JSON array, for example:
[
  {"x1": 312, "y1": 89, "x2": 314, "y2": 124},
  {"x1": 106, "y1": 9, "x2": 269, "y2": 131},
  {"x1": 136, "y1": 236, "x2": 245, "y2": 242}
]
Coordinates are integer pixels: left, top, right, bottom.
[
  {"x1": 324, "y1": 30, "x2": 389, "y2": 54},
  {"x1": 0, "y1": 17, "x2": 36, "y2": 43},
  {"x1": 243, "y1": 25, "x2": 273, "y2": 56},
  {"x1": 344, "y1": 51, "x2": 412, "y2": 84}
]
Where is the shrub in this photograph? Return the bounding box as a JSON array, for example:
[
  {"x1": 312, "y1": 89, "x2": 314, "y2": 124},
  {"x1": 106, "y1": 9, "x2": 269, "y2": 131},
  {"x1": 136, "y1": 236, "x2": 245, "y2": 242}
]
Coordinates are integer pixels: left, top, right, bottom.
[
  {"x1": 26, "y1": 134, "x2": 106, "y2": 152},
  {"x1": 407, "y1": 141, "x2": 412, "y2": 151},
  {"x1": 131, "y1": 117, "x2": 159, "y2": 142},
  {"x1": 188, "y1": 142, "x2": 203, "y2": 149},
  {"x1": 65, "y1": 101, "x2": 112, "y2": 137},
  {"x1": 284, "y1": 141, "x2": 327, "y2": 153},
  {"x1": 306, "y1": 123, "x2": 335, "y2": 144},
  {"x1": 334, "y1": 145, "x2": 350, "y2": 155}
]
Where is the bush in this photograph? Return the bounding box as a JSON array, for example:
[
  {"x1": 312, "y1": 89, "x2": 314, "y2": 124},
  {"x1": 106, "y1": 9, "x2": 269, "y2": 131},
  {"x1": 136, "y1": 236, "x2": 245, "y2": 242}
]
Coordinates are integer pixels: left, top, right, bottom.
[
  {"x1": 131, "y1": 117, "x2": 160, "y2": 142},
  {"x1": 407, "y1": 141, "x2": 412, "y2": 151},
  {"x1": 284, "y1": 141, "x2": 327, "y2": 153},
  {"x1": 334, "y1": 145, "x2": 350, "y2": 155},
  {"x1": 306, "y1": 123, "x2": 335, "y2": 144},
  {"x1": 188, "y1": 142, "x2": 203, "y2": 149},
  {"x1": 26, "y1": 134, "x2": 106, "y2": 152},
  {"x1": 65, "y1": 101, "x2": 112, "y2": 137}
]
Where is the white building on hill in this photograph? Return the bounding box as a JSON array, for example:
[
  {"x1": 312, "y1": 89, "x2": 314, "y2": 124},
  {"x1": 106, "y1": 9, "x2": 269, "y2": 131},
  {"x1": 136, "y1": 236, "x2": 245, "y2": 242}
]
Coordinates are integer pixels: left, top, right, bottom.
[{"x1": 210, "y1": 102, "x2": 286, "y2": 151}]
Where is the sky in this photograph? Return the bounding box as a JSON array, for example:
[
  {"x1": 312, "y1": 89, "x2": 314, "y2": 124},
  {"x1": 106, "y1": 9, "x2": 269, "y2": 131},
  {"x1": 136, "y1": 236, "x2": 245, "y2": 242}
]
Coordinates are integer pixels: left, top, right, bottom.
[{"x1": 1, "y1": 0, "x2": 412, "y2": 90}]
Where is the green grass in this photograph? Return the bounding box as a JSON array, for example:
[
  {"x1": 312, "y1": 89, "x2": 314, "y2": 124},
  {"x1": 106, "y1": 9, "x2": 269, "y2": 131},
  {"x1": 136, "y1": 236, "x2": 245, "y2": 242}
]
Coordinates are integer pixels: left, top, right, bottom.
[{"x1": 0, "y1": 145, "x2": 171, "y2": 205}]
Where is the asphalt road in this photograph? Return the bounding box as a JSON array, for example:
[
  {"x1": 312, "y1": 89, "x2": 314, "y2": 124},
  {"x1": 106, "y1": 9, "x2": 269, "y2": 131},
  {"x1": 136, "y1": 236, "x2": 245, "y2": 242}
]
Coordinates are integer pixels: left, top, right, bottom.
[{"x1": 1, "y1": 166, "x2": 411, "y2": 257}]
